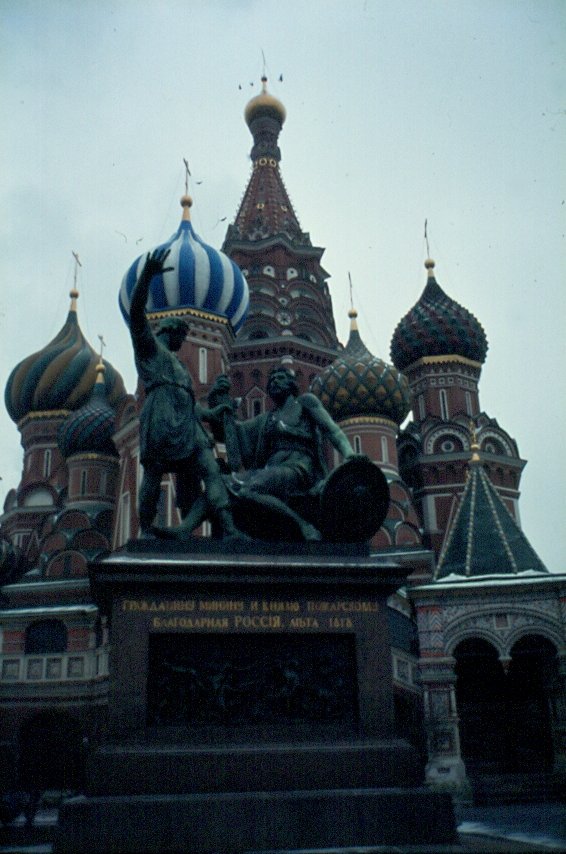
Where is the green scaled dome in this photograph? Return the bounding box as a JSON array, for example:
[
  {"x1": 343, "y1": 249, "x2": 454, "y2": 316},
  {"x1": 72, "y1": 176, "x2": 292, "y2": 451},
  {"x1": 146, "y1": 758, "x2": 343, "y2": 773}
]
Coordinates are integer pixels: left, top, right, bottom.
[
  {"x1": 311, "y1": 310, "x2": 411, "y2": 425},
  {"x1": 390, "y1": 259, "x2": 488, "y2": 371}
]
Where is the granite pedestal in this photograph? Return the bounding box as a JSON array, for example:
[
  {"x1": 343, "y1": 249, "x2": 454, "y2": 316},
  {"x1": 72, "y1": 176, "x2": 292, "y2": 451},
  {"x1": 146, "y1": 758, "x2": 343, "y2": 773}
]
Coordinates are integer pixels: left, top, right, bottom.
[{"x1": 56, "y1": 540, "x2": 458, "y2": 852}]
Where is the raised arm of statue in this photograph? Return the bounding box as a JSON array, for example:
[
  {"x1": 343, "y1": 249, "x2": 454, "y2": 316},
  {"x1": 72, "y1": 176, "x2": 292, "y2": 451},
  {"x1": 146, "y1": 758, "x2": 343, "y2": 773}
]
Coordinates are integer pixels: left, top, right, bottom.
[{"x1": 129, "y1": 248, "x2": 173, "y2": 359}]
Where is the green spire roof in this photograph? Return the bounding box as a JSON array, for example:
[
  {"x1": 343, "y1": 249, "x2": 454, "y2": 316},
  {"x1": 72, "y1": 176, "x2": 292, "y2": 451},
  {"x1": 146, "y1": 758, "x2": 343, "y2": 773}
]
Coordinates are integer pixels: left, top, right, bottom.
[{"x1": 435, "y1": 459, "x2": 547, "y2": 580}]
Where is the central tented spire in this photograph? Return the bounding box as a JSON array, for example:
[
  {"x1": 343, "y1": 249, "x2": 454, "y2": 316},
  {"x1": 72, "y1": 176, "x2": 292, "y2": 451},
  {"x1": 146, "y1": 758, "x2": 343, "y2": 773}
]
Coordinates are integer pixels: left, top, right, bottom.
[
  {"x1": 223, "y1": 76, "x2": 338, "y2": 356},
  {"x1": 227, "y1": 76, "x2": 304, "y2": 245}
]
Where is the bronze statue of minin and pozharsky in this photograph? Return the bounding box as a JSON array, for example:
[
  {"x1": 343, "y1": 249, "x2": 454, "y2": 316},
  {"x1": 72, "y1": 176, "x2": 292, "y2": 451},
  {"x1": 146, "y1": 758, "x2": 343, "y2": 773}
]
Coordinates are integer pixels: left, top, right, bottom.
[{"x1": 129, "y1": 249, "x2": 389, "y2": 544}]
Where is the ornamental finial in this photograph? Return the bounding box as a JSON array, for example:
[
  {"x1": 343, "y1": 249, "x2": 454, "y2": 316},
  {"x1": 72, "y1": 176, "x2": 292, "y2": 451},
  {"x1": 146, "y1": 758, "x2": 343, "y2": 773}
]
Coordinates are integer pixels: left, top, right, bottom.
[
  {"x1": 181, "y1": 159, "x2": 193, "y2": 220},
  {"x1": 180, "y1": 194, "x2": 193, "y2": 221},
  {"x1": 347, "y1": 272, "x2": 358, "y2": 330},
  {"x1": 424, "y1": 258, "x2": 435, "y2": 277},
  {"x1": 95, "y1": 335, "x2": 106, "y2": 384},
  {"x1": 469, "y1": 421, "x2": 481, "y2": 464},
  {"x1": 70, "y1": 251, "x2": 82, "y2": 311}
]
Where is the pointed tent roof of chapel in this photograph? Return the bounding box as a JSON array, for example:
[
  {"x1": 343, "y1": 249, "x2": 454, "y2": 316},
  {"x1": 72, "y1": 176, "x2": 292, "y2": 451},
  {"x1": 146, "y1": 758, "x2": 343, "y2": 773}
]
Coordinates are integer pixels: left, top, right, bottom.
[{"x1": 435, "y1": 435, "x2": 547, "y2": 580}]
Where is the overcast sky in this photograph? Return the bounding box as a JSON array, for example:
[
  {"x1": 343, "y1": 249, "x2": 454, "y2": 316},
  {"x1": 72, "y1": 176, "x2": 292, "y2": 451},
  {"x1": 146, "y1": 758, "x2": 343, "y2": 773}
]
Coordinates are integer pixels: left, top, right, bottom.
[{"x1": 1, "y1": 0, "x2": 564, "y2": 570}]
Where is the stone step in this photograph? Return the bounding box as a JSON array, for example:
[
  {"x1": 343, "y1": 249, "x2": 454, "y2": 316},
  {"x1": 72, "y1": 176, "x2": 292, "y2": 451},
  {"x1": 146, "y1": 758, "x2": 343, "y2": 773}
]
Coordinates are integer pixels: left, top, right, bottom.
[
  {"x1": 0, "y1": 819, "x2": 56, "y2": 849},
  {"x1": 87, "y1": 739, "x2": 422, "y2": 797},
  {"x1": 55, "y1": 787, "x2": 459, "y2": 854}
]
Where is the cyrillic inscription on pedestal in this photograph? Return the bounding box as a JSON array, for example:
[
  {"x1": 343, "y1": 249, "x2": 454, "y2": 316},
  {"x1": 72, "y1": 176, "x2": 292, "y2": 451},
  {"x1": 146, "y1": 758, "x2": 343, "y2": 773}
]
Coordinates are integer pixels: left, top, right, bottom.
[{"x1": 121, "y1": 594, "x2": 379, "y2": 632}]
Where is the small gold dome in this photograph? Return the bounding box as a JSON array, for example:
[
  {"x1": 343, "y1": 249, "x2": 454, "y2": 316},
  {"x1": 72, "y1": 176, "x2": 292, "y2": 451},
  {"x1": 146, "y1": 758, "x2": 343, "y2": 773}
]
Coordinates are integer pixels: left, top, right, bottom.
[{"x1": 244, "y1": 76, "x2": 286, "y2": 127}]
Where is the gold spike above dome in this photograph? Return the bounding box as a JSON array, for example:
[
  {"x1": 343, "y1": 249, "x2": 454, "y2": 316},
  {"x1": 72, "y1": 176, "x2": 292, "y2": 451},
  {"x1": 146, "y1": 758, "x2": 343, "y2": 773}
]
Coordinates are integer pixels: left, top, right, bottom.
[
  {"x1": 69, "y1": 288, "x2": 79, "y2": 313},
  {"x1": 245, "y1": 76, "x2": 286, "y2": 127},
  {"x1": 469, "y1": 421, "x2": 481, "y2": 464},
  {"x1": 348, "y1": 307, "x2": 359, "y2": 331},
  {"x1": 180, "y1": 194, "x2": 193, "y2": 221},
  {"x1": 425, "y1": 258, "x2": 435, "y2": 278},
  {"x1": 95, "y1": 360, "x2": 106, "y2": 384}
]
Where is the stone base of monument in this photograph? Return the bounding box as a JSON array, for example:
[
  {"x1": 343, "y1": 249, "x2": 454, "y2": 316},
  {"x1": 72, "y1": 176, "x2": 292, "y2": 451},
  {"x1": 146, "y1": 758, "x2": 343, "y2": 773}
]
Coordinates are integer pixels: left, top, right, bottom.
[
  {"x1": 58, "y1": 788, "x2": 459, "y2": 853},
  {"x1": 55, "y1": 542, "x2": 459, "y2": 853}
]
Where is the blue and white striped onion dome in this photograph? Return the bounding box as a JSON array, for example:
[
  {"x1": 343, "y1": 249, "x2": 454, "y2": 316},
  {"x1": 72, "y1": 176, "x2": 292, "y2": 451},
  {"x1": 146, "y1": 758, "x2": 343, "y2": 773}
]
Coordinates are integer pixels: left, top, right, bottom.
[{"x1": 119, "y1": 195, "x2": 249, "y2": 332}]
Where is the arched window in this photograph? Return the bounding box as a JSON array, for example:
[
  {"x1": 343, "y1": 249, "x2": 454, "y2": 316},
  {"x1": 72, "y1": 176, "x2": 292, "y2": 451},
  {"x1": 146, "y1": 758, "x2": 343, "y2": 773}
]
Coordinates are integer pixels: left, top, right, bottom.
[
  {"x1": 248, "y1": 395, "x2": 265, "y2": 418},
  {"x1": 43, "y1": 449, "x2": 52, "y2": 478},
  {"x1": 120, "y1": 492, "x2": 130, "y2": 544},
  {"x1": 23, "y1": 488, "x2": 54, "y2": 507},
  {"x1": 465, "y1": 391, "x2": 473, "y2": 416},
  {"x1": 25, "y1": 620, "x2": 67, "y2": 654},
  {"x1": 80, "y1": 470, "x2": 87, "y2": 496},
  {"x1": 418, "y1": 395, "x2": 426, "y2": 420},
  {"x1": 94, "y1": 617, "x2": 104, "y2": 648},
  {"x1": 381, "y1": 436, "x2": 389, "y2": 463},
  {"x1": 439, "y1": 389, "x2": 449, "y2": 420},
  {"x1": 198, "y1": 347, "x2": 208, "y2": 384},
  {"x1": 353, "y1": 435, "x2": 362, "y2": 454},
  {"x1": 134, "y1": 452, "x2": 141, "y2": 490}
]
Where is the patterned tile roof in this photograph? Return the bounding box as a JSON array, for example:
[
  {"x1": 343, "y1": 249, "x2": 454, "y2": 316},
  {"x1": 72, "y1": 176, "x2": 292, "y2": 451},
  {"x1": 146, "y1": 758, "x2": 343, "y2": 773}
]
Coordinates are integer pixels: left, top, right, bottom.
[{"x1": 435, "y1": 456, "x2": 547, "y2": 579}]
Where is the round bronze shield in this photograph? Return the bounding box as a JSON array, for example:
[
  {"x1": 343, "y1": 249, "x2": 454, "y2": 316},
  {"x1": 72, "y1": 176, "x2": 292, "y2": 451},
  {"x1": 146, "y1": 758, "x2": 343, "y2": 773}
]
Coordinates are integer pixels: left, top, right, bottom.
[{"x1": 319, "y1": 456, "x2": 389, "y2": 542}]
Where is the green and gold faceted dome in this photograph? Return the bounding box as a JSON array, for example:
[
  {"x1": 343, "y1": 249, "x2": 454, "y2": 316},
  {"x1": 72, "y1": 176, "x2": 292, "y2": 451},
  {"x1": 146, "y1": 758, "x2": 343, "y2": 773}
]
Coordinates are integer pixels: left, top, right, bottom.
[{"x1": 311, "y1": 309, "x2": 411, "y2": 425}]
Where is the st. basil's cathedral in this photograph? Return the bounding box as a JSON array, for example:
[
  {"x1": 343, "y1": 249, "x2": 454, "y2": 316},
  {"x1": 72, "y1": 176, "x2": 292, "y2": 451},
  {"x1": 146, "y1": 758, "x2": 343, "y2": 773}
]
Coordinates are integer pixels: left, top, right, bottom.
[{"x1": 1, "y1": 80, "x2": 564, "y2": 803}]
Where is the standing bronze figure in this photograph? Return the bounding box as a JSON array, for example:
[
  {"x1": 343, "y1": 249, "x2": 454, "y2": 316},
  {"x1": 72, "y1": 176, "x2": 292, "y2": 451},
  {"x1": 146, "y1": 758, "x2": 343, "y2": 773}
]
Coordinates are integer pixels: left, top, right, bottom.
[{"x1": 128, "y1": 248, "x2": 235, "y2": 538}]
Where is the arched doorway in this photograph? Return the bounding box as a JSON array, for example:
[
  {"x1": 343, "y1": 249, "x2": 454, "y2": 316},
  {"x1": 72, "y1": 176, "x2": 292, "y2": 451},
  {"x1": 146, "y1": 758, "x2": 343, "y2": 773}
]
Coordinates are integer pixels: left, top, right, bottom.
[
  {"x1": 454, "y1": 634, "x2": 558, "y2": 775},
  {"x1": 507, "y1": 634, "x2": 557, "y2": 772},
  {"x1": 454, "y1": 638, "x2": 510, "y2": 773},
  {"x1": 18, "y1": 711, "x2": 85, "y2": 793}
]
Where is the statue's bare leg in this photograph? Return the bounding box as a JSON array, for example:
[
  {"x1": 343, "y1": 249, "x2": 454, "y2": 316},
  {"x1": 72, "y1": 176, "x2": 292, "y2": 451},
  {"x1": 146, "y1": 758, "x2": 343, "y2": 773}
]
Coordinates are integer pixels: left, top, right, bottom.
[{"x1": 138, "y1": 465, "x2": 163, "y2": 534}]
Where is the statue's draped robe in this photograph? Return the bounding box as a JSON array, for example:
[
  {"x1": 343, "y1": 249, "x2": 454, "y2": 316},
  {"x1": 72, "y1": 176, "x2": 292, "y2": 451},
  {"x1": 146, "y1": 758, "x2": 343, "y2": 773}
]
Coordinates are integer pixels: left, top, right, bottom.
[
  {"x1": 134, "y1": 332, "x2": 202, "y2": 468},
  {"x1": 233, "y1": 393, "x2": 337, "y2": 496}
]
